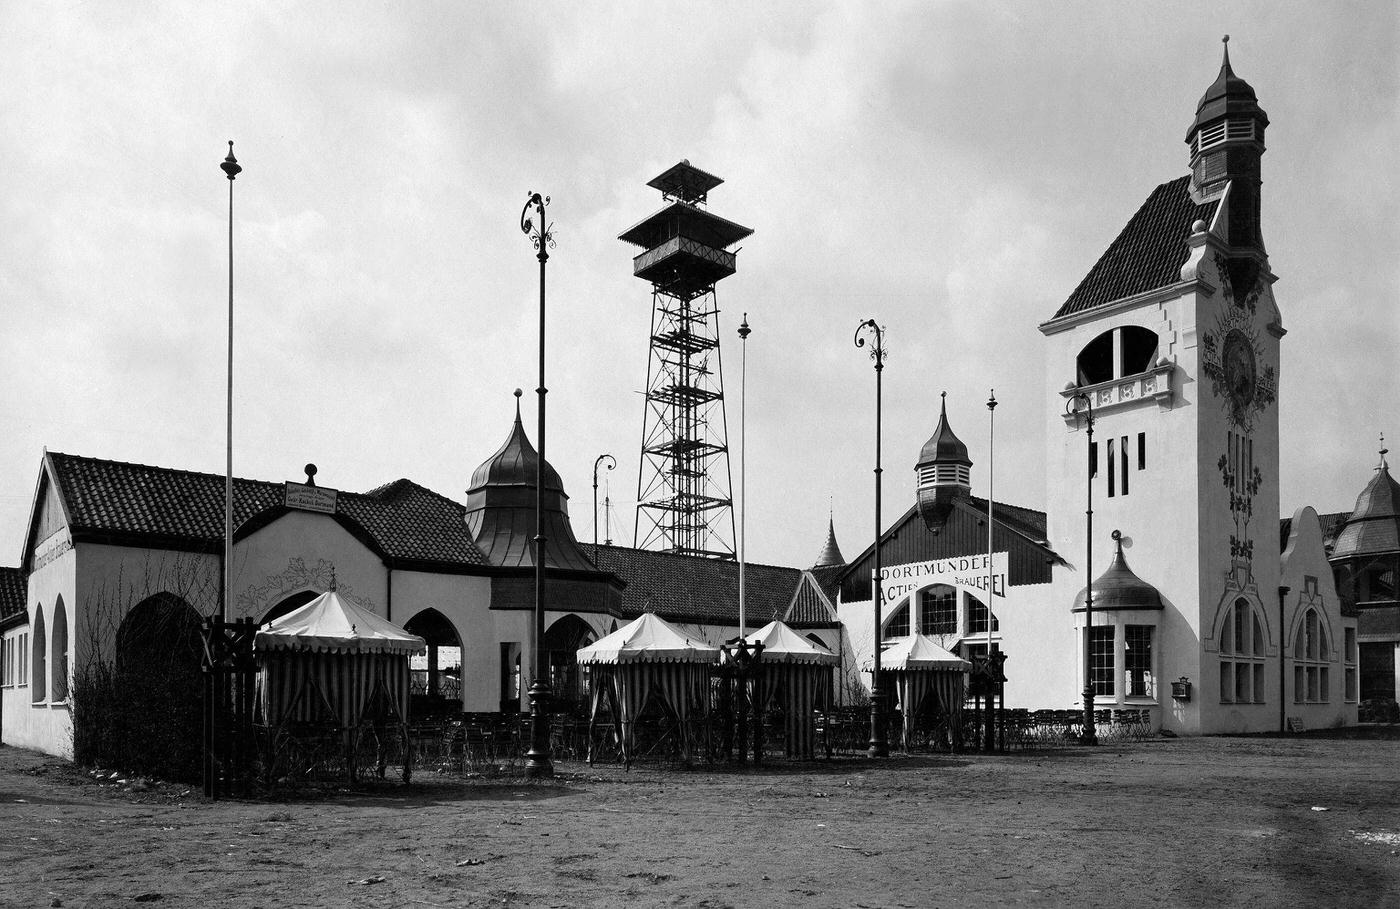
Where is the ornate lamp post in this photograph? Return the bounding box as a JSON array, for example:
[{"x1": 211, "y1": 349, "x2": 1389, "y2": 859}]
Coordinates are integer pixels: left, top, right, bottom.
[
  {"x1": 593, "y1": 454, "x2": 616, "y2": 547},
  {"x1": 1066, "y1": 390, "x2": 1098, "y2": 746},
  {"x1": 854, "y1": 319, "x2": 889, "y2": 758},
  {"x1": 520, "y1": 191, "x2": 555, "y2": 777}
]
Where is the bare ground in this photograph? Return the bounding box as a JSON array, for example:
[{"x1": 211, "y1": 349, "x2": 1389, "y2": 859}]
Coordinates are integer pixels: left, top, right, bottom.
[{"x1": 1, "y1": 735, "x2": 1397, "y2": 908}]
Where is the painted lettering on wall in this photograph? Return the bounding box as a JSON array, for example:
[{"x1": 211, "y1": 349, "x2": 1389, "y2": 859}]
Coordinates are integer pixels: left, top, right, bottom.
[{"x1": 878, "y1": 552, "x2": 1009, "y2": 603}]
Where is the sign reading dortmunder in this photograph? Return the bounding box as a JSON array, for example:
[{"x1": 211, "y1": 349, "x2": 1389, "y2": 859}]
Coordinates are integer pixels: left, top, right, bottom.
[{"x1": 879, "y1": 552, "x2": 1008, "y2": 604}]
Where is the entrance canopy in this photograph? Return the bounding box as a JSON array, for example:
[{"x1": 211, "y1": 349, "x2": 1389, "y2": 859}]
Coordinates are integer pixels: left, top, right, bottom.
[
  {"x1": 743, "y1": 620, "x2": 839, "y2": 665},
  {"x1": 577, "y1": 612, "x2": 717, "y2": 664},
  {"x1": 255, "y1": 589, "x2": 425, "y2": 656}
]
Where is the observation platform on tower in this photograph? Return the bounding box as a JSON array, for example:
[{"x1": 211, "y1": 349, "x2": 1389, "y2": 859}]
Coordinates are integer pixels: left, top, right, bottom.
[{"x1": 619, "y1": 161, "x2": 753, "y2": 299}]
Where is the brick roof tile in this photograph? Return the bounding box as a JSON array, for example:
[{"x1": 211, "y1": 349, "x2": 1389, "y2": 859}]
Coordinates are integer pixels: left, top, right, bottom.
[
  {"x1": 46, "y1": 453, "x2": 486, "y2": 567},
  {"x1": 1052, "y1": 176, "x2": 1218, "y2": 320}
]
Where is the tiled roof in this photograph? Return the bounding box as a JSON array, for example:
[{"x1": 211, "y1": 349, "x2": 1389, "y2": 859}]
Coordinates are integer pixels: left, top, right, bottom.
[
  {"x1": 1051, "y1": 176, "x2": 1219, "y2": 320},
  {"x1": 46, "y1": 453, "x2": 487, "y2": 567},
  {"x1": 965, "y1": 496, "x2": 1049, "y2": 542},
  {"x1": 1332, "y1": 465, "x2": 1400, "y2": 560},
  {"x1": 580, "y1": 544, "x2": 805, "y2": 627},
  {"x1": 1318, "y1": 512, "x2": 1351, "y2": 551},
  {"x1": 787, "y1": 573, "x2": 840, "y2": 626},
  {"x1": 0, "y1": 567, "x2": 26, "y2": 625}
]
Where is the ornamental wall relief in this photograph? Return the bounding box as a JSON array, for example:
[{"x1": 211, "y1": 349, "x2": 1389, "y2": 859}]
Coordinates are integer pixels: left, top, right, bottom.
[
  {"x1": 235, "y1": 556, "x2": 372, "y2": 619},
  {"x1": 1200, "y1": 254, "x2": 1276, "y2": 433}
]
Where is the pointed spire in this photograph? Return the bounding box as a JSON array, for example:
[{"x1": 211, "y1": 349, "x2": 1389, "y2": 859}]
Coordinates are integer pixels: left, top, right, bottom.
[
  {"x1": 1380, "y1": 433, "x2": 1389, "y2": 472},
  {"x1": 1220, "y1": 34, "x2": 1231, "y2": 71},
  {"x1": 328, "y1": 563, "x2": 338, "y2": 592},
  {"x1": 513, "y1": 387, "x2": 523, "y2": 426},
  {"x1": 813, "y1": 513, "x2": 847, "y2": 568}
]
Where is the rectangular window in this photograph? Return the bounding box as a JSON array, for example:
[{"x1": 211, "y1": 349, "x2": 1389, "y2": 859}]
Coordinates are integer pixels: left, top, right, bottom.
[
  {"x1": 1089, "y1": 441, "x2": 1098, "y2": 479},
  {"x1": 1294, "y1": 666, "x2": 1305, "y2": 704},
  {"x1": 1220, "y1": 662, "x2": 1234, "y2": 704},
  {"x1": 884, "y1": 604, "x2": 911, "y2": 639},
  {"x1": 1124, "y1": 625, "x2": 1153, "y2": 697},
  {"x1": 1236, "y1": 659, "x2": 1251, "y2": 703},
  {"x1": 1137, "y1": 432, "x2": 1146, "y2": 470},
  {"x1": 1345, "y1": 628, "x2": 1358, "y2": 702},
  {"x1": 1252, "y1": 663, "x2": 1266, "y2": 704},
  {"x1": 1107, "y1": 439, "x2": 1116, "y2": 497},
  {"x1": 1089, "y1": 625, "x2": 1115, "y2": 696},
  {"x1": 1120, "y1": 435, "x2": 1129, "y2": 496},
  {"x1": 19, "y1": 633, "x2": 27, "y2": 688}
]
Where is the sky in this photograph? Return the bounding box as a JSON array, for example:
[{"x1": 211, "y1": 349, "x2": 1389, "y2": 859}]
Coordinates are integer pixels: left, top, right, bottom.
[{"x1": 1, "y1": 2, "x2": 1396, "y2": 571}]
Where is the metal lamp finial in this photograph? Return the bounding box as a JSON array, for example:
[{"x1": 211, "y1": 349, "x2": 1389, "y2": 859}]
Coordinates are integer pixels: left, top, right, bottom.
[{"x1": 221, "y1": 140, "x2": 241, "y2": 180}]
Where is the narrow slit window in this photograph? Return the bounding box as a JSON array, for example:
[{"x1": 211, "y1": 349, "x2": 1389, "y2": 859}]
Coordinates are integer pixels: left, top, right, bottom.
[
  {"x1": 1138, "y1": 432, "x2": 1146, "y2": 470},
  {"x1": 1089, "y1": 441, "x2": 1098, "y2": 479},
  {"x1": 1107, "y1": 439, "x2": 1116, "y2": 497},
  {"x1": 1120, "y1": 435, "x2": 1129, "y2": 496}
]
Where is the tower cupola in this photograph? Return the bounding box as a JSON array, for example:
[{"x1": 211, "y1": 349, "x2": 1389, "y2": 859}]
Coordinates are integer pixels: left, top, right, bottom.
[
  {"x1": 916, "y1": 392, "x2": 972, "y2": 529},
  {"x1": 1186, "y1": 36, "x2": 1269, "y2": 251}
]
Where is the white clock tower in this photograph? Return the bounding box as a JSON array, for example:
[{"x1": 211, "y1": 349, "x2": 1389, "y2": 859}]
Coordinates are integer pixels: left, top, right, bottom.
[{"x1": 1039, "y1": 38, "x2": 1286, "y2": 734}]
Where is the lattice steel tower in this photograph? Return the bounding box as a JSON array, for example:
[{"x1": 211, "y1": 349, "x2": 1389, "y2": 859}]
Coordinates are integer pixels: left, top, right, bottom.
[{"x1": 619, "y1": 161, "x2": 753, "y2": 558}]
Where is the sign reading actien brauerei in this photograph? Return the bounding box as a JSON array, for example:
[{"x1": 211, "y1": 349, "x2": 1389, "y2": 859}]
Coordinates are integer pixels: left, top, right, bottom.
[
  {"x1": 878, "y1": 552, "x2": 1008, "y2": 604},
  {"x1": 284, "y1": 481, "x2": 338, "y2": 515}
]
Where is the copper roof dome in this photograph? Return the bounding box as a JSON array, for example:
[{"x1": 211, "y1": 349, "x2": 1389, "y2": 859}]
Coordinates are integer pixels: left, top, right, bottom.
[
  {"x1": 1331, "y1": 445, "x2": 1400, "y2": 559},
  {"x1": 1073, "y1": 531, "x2": 1164, "y2": 612},
  {"x1": 916, "y1": 393, "x2": 971, "y2": 469},
  {"x1": 464, "y1": 394, "x2": 596, "y2": 571}
]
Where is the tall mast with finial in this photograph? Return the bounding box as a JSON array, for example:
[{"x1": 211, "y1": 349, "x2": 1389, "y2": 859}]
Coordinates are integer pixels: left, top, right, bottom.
[{"x1": 220, "y1": 141, "x2": 241, "y2": 621}]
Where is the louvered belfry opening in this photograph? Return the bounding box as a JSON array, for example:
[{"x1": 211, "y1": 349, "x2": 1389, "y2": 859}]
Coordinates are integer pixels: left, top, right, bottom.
[{"x1": 619, "y1": 161, "x2": 753, "y2": 558}]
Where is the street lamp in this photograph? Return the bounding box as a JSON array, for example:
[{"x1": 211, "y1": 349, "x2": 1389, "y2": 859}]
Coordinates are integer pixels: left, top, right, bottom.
[
  {"x1": 1065, "y1": 390, "x2": 1098, "y2": 746},
  {"x1": 520, "y1": 191, "x2": 555, "y2": 777},
  {"x1": 593, "y1": 454, "x2": 616, "y2": 547},
  {"x1": 854, "y1": 318, "x2": 889, "y2": 758}
]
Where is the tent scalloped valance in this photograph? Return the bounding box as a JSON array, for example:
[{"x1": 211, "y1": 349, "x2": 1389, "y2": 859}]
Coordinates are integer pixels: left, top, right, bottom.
[
  {"x1": 576, "y1": 612, "x2": 718, "y2": 666},
  {"x1": 254, "y1": 588, "x2": 425, "y2": 657}
]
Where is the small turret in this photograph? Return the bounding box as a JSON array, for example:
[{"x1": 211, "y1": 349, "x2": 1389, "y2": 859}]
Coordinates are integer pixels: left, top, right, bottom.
[
  {"x1": 1186, "y1": 36, "x2": 1269, "y2": 253},
  {"x1": 916, "y1": 393, "x2": 972, "y2": 530}
]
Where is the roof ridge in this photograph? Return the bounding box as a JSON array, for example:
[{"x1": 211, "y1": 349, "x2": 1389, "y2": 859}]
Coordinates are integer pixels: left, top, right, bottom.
[
  {"x1": 581, "y1": 542, "x2": 801, "y2": 574},
  {"x1": 47, "y1": 451, "x2": 279, "y2": 490}
]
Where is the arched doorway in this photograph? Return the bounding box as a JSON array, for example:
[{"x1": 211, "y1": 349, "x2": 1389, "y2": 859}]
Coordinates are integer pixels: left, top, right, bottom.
[
  {"x1": 259, "y1": 589, "x2": 321, "y2": 627},
  {"x1": 404, "y1": 609, "x2": 463, "y2": 716},
  {"x1": 113, "y1": 593, "x2": 205, "y2": 781},
  {"x1": 542, "y1": 615, "x2": 597, "y2": 715}
]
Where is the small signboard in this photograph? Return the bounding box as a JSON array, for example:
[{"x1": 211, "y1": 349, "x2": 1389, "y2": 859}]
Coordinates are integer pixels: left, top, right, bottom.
[{"x1": 284, "y1": 481, "x2": 337, "y2": 514}]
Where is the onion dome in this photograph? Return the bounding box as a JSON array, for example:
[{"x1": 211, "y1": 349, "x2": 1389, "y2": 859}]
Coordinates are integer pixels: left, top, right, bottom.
[
  {"x1": 464, "y1": 391, "x2": 593, "y2": 570},
  {"x1": 812, "y1": 515, "x2": 846, "y2": 568},
  {"x1": 1187, "y1": 36, "x2": 1268, "y2": 140},
  {"x1": 1331, "y1": 442, "x2": 1400, "y2": 560},
  {"x1": 1073, "y1": 531, "x2": 1164, "y2": 612},
  {"x1": 916, "y1": 392, "x2": 972, "y2": 529}
]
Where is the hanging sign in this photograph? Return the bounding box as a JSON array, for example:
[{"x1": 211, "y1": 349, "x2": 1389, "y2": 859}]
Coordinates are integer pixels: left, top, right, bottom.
[
  {"x1": 284, "y1": 481, "x2": 338, "y2": 514},
  {"x1": 878, "y1": 552, "x2": 1008, "y2": 603}
]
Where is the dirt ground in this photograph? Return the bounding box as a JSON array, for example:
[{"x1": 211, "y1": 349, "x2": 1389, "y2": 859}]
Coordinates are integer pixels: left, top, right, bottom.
[{"x1": 1, "y1": 734, "x2": 1397, "y2": 909}]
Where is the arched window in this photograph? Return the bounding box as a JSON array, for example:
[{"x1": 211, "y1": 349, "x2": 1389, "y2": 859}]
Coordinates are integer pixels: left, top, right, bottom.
[
  {"x1": 965, "y1": 593, "x2": 999, "y2": 635},
  {"x1": 404, "y1": 608, "x2": 463, "y2": 711},
  {"x1": 31, "y1": 606, "x2": 47, "y2": 702},
  {"x1": 1293, "y1": 608, "x2": 1330, "y2": 704},
  {"x1": 918, "y1": 586, "x2": 957, "y2": 636},
  {"x1": 1220, "y1": 598, "x2": 1266, "y2": 704},
  {"x1": 51, "y1": 597, "x2": 69, "y2": 701},
  {"x1": 1076, "y1": 326, "x2": 1160, "y2": 386},
  {"x1": 882, "y1": 599, "x2": 910, "y2": 640}
]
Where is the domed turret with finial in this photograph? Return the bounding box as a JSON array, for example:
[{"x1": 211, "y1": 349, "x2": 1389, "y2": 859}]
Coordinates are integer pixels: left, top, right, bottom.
[{"x1": 916, "y1": 392, "x2": 972, "y2": 529}]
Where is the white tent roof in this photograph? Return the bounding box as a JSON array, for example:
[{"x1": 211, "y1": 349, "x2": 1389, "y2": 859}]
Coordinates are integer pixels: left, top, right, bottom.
[
  {"x1": 743, "y1": 620, "x2": 839, "y2": 666},
  {"x1": 874, "y1": 634, "x2": 972, "y2": 672},
  {"x1": 576, "y1": 612, "x2": 718, "y2": 664},
  {"x1": 254, "y1": 589, "x2": 426, "y2": 656}
]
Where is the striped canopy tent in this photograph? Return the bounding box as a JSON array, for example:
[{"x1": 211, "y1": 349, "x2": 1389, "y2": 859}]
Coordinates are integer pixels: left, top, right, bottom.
[
  {"x1": 254, "y1": 588, "x2": 425, "y2": 778},
  {"x1": 577, "y1": 612, "x2": 718, "y2": 767},
  {"x1": 871, "y1": 634, "x2": 972, "y2": 751},
  {"x1": 744, "y1": 621, "x2": 838, "y2": 759}
]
